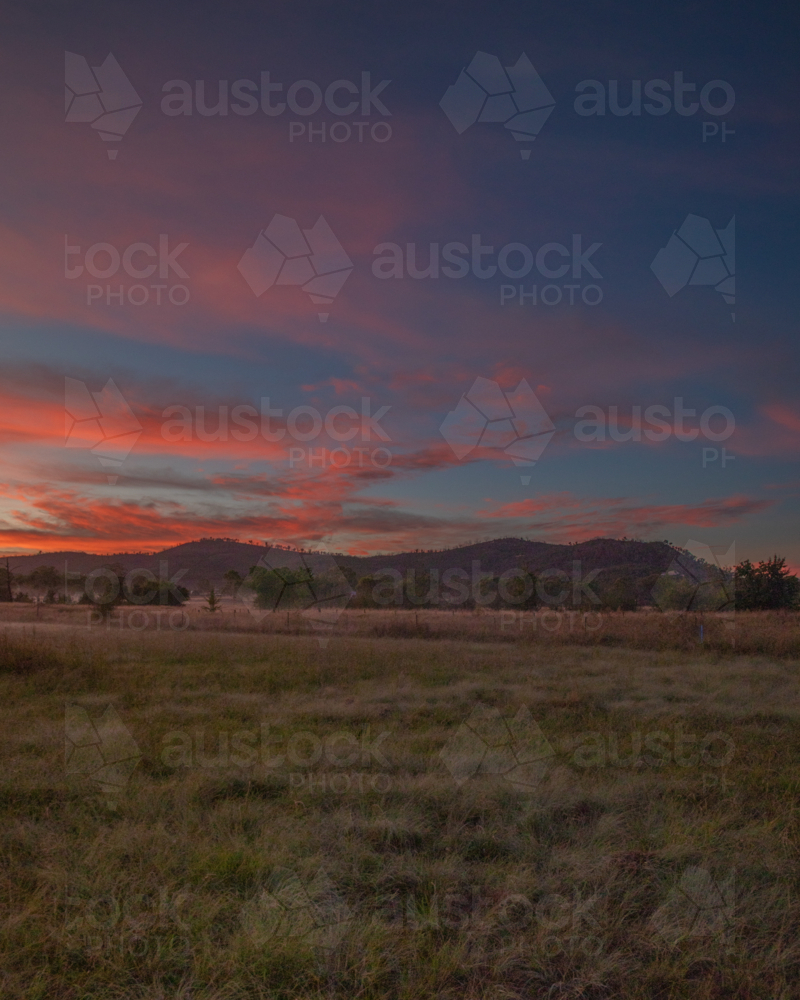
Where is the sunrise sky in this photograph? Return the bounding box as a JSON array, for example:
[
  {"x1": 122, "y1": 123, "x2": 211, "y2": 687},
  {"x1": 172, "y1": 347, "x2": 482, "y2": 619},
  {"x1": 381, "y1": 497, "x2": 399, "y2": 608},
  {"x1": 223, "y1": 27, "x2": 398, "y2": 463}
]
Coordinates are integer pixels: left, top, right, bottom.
[{"x1": 1, "y1": 0, "x2": 797, "y2": 564}]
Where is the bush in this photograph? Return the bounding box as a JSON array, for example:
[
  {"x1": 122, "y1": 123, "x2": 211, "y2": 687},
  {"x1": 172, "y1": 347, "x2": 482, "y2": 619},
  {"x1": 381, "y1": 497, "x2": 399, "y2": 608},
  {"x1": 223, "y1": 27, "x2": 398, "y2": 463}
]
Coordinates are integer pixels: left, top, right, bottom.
[{"x1": 735, "y1": 556, "x2": 800, "y2": 610}]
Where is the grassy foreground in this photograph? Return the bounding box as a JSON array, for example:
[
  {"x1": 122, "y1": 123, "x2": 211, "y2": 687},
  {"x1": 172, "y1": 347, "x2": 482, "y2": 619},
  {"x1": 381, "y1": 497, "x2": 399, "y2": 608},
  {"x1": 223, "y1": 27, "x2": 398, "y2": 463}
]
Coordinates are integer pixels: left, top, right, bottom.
[{"x1": 1, "y1": 624, "x2": 799, "y2": 999}]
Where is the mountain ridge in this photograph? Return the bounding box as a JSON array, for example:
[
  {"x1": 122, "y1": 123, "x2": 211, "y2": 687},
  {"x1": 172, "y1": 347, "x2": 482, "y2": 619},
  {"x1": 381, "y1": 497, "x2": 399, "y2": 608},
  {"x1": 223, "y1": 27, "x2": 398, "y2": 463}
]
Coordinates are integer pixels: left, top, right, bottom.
[{"x1": 2, "y1": 536, "x2": 678, "y2": 596}]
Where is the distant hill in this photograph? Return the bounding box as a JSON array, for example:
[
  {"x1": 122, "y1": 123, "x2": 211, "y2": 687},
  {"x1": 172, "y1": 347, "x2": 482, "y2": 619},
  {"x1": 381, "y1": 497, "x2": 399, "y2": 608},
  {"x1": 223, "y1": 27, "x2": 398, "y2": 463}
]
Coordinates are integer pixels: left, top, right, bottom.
[
  {"x1": 3, "y1": 536, "x2": 677, "y2": 603},
  {"x1": 336, "y1": 537, "x2": 675, "y2": 580},
  {"x1": 2, "y1": 539, "x2": 268, "y2": 591}
]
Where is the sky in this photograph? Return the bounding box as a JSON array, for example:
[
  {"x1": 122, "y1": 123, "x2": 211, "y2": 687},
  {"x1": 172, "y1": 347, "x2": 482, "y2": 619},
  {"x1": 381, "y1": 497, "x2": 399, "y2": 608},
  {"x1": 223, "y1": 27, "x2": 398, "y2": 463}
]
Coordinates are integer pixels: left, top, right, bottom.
[{"x1": 0, "y1": 0, "x2": 798, "y2": 566}]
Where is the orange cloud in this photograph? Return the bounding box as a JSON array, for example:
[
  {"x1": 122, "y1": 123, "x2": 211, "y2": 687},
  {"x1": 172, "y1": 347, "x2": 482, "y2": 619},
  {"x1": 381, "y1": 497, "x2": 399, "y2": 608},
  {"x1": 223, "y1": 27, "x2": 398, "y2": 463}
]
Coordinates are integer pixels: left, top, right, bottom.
[{"x1": 764, "y1": 402, "x2": 800, "y2": 434}]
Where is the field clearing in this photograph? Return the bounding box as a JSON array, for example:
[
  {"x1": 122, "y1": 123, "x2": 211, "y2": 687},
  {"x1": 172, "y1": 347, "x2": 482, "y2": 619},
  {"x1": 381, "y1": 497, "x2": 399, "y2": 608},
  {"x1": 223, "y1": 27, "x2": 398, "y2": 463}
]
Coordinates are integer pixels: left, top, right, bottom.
[
  {"x1": 0, "y1": 604, "x2": 798, "y2": 658},
  {"x1": 1, "y1": 625, "x2": 799, "y2": 999}
]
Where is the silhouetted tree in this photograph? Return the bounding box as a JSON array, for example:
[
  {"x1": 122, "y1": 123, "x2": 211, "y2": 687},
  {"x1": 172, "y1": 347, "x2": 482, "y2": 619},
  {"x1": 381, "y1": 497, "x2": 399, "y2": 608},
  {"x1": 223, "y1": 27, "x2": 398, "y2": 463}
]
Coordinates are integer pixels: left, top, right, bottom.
[
  {"x1": 222, "y1": 569, "x2": 243, "y2": 596},
  {"x1": 1, "y1": 560, "x2": 14, "y2": 602},
  {"x1": 25, "y1": 566, "x2": 61, "y2": 592},
  {"x1": 735, "y1": 557, "x2": 800, "y2": 610}
]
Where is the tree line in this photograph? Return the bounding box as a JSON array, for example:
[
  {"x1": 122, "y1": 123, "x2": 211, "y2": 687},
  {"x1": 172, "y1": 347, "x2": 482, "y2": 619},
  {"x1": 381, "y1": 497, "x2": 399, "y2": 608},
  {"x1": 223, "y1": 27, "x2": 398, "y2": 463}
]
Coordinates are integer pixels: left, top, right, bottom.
[
  {"x1": 0, "y1": 564, "x2": 188, "y2": 608},
  {"x1": 2, "y1": 554, "x2": 797, "y2": 612},
  {"x1": 231, "y1": 556, "x2": 800, "y2": 612}
]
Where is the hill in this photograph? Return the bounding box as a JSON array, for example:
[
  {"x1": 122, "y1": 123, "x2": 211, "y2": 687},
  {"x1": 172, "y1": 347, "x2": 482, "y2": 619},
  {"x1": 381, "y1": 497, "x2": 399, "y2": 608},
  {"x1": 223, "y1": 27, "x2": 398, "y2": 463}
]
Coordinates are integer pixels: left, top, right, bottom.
[
  {"x1": 3, "y1": 536, "x2": 676, "y2": 605},
  {"x1": 336, "y1": 536, "x2": 674, "y2": 580}
]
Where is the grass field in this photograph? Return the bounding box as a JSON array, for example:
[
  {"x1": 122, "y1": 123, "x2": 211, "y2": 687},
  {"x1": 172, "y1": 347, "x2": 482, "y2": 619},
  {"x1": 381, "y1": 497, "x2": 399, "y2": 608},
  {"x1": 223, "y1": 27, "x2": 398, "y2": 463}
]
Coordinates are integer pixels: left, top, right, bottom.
[
  {"x1": 1, "y1": 603, "x2": 799, "y2": 657},
  {"x1": 1, "y1": 616, "x2": 799, "y2": 998}
]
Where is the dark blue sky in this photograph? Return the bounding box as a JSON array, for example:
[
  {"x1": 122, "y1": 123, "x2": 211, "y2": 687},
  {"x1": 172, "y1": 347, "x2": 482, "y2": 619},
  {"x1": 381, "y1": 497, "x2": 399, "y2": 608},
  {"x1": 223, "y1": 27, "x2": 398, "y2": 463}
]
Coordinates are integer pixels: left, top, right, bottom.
[{"x1": 0, "y1": 0, "x2": 797, "y2": 562}]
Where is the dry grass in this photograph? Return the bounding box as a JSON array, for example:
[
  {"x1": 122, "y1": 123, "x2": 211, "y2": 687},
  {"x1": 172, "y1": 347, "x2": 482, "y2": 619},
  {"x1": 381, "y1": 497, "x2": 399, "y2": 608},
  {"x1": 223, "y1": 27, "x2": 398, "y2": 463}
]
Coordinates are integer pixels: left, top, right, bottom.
[
  {"x1": 1, "y1": 604, "x2": 798, "y2": 658},
  {"x1": 1, "y1": 624, "x2": 799, "y2": 998}
]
